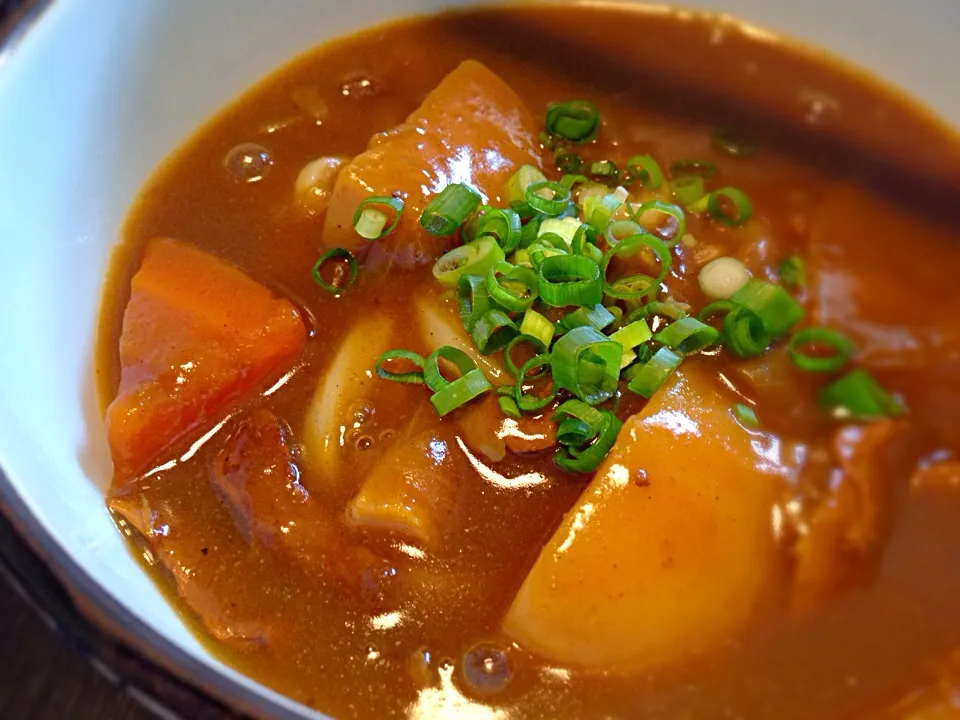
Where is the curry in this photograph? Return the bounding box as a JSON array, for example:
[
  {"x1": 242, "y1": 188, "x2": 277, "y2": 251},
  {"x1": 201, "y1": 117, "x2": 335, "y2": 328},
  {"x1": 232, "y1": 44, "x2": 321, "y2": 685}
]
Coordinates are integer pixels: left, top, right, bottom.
[{"x1": 96, "y1": 5, "x2": 960, "y2": 718}]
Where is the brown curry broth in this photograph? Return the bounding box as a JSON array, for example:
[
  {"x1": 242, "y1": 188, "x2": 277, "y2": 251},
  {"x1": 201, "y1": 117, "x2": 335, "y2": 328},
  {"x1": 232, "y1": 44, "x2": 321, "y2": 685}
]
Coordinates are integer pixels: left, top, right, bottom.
[{"x1": 96, "y1": 5, "x2": 960, "y2": 719}]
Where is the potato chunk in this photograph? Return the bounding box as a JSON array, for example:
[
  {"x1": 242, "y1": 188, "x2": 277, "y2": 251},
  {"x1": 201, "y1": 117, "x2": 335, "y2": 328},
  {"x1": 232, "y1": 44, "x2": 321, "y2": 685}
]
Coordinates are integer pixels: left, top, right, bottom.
[
  {"x1": 503, "y1": 362, "x2": 787, "y2": 671},
  {"x1": 322, "y1": 60, "x2": 542, "y2": 268}
]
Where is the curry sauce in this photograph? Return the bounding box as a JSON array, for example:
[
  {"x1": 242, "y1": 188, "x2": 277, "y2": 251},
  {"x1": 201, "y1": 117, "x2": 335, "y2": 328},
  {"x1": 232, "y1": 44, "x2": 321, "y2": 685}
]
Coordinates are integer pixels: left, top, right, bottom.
[{"x1": 96, "y1": 5, "x2": 960, "y2": 719}]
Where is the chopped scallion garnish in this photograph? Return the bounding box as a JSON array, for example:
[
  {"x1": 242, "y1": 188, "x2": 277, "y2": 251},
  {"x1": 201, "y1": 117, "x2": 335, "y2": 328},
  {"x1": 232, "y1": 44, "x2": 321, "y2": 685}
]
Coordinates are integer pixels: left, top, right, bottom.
[
  {"x1": 599, "y1": 233, "x2": 671, "y2": 300},
  {"x1": 551, "y1": 326, "x2": 621, "y2": 405},
  {"x1": 730, "y1": 279, "x2": 804, "y2": 337},
  {"x1": 310, "y1": 248, "x2": 358, "y2": 295},
  {"x1": 432, "y1": 236, "x2": 505, "y2": 288},
  {"x1": 779, "y1": 255, "x2": 806, "y2": 288},
  {"x1": 671, "y1": 175, "x2": 705, "y2": 206},
  {"x1": 788, "y1": 327, "x2": 855, "y2": 373},
  {"x1": 545, "y1": 100, "x2": 601, "y2": 143},
  {"x1": 626, "y1": 346, "x2": 683, "y2": 399},
  {"x1": 537, "y1": 254, "x2": 603, "y2": 307},
  {"x1": 707, "y1": 187, "x2": 753, "y2": 226},
  {"x1": 375, "y1": 349, "x2": 426, "y2": 385},
  {"x1": 655, "y1": 316, "x2": 720, "y2": 354},
  {"x1": 420, "y1": 182, "x2": 482, "y2": 236},
  {"x1": 625, "y1": 154, "x2": 663, "y2": 191},
  {"x1": 352, "y1": 195, "x2": 403, "y2": 240},
  {"x1": 733, "y1": 403, "x2": 760, "y2": 427},
  {"x1": 818, "y1": 369, "x2": 903, "y2": 420}
]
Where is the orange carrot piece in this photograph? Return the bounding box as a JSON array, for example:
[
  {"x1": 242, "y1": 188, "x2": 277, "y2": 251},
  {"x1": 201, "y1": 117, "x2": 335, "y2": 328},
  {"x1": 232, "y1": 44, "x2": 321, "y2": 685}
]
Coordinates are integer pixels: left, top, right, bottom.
[{"x1": 105, "y1": 238, "x2": 306, "y2": 479}]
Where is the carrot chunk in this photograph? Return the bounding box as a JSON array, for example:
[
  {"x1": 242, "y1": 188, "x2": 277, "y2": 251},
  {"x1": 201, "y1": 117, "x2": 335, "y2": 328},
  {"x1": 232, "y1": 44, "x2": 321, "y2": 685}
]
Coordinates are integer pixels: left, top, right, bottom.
[{"x1": 105, "y1": 238, "x2": 306, "y2": 479}]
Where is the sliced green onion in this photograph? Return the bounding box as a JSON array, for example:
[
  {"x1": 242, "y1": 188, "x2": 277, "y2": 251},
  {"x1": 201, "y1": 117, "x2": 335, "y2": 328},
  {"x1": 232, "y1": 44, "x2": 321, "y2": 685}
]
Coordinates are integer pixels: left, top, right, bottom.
[
  {"x1": 477, "y1": 208, "x2": 522, "y2": 253},
  {"x1": 420, "y1": 182, "x2": 482, "y2": 236},
  {"x1": 779, "y1": 255, "x2": 806, "y2": 288},
  {"x1": 456, "y1": 274, "x2": 496, "y2": 332},
  {"x1": 504, "y1": 165, "x2": 548, "y2": 207},
  {"x1": 627, "y1": 346, "x2": 683, "y2": 399},
  {"x1": 671, "y1": 175, "x2": 705, "y2": 206},
  {"x1": 551, "y1": 326, "x2": 621, "y2": 405},
  {"x1": 515, "y1": 354, "x2": 557, "y2": 412},
  {"x1": 571, "y1": 224, "x2": 597, "y2": 255},
  {"x1": 552, "y1": 399, "x2": 605, "y2": 447},
  {"x1": 352, "y1": 195, "x2": 404, "y2": 240},
  {"x1": 699, "y1": 256, "x2": 751, "y2": 300},
  {"x1": 519, "y1": 215, "x2": 544, "y2": 248},
  {"x1": 375, "y1": 349, "x2": 425, "y2": 384},
  {"x1": 788, "y1": 327, "x2": 855, "y2": 373},
  {"x1": 423, "y1": 346, "x2": 477, "y2": 392},
  {"x1": 723, "y1": 306, "x2": 770, "y2": 358},
  {"x1": 712, "y1": 127, "x2": 759, "y2": 158},
  {"x1": 430, "y1": 369, "x2": 492, "y2": 416},
  {"x1": 589, "y1": 160, "x2": 619, "y2": 186},
  {"x1": 538, "y1": 254, "x2": 603, "y2": 307},
  {"x1": 818, "y1": 369, "x2": 903, "y2": 420},
  {"x1": 625, "y1": 154, "x2": 664, "y2": 191},
  {"x1": 498, "y1": 395, "x2": 522, "y2": 419},
  {"x1": 545, "y1": 100, "x2": 600, "y2": 143},
  {"x1": 634, "y1": 299, "x2": 689, "y2": 322},
  {"x1": 583, "y1": 192, "x2": 624, "y2": 233},
  {"x1": 632, "y1": 200, "x2": 686, "y2": 247},
  {"x1": 526, "y1": 180, "x2": 571, "y2": 216},
  {"x1": 539, "y1": 130, "x2": 556, "y2": 152},
  {"x1": 707, "y1": 187, "x2": 753, "y2": 226},
  {"x1": 609, "y1": 319, "x2": 653, "y2": 368},
  {"x1": 734, "y1": 403, "x2": 760, "y2": 428},
  {"x1": 539, "y1": 216, "x2": 582, "y2": 248},
  {"x1": 608, "y1": 319, "x2": 653, "y2": 349},
  {"x1": 599, "y1": 233, "x2": 671, "y2": 300},
  {"x1": 669, "y1": 159, "x2": 717, "y2": 178},
  {"x1": 731, "y1": 279, "x2": 804, "y2": 336},
  {"x1": 655, "y1": 316, "x2": 721, "y2": 354},
  {"x1": 432, "y1": 236, "x2": 505, "y2": 288},
  {"x1": 554, "y1": 410, "x2": 621, "y2": 473},
  {"x1": 605, "y1": 219, "x2": 644, "y2": 247},
  {"x1": 556, "y1": 152, "x2": 583, "y2": 174},
  {"x1": 560, "y1": 174, "x2": 590, "y2": 190},
  {"x1": 686, "y1": 194, "x2": 711, "y2": 214},
  {"x1": 311, "y1": 248, "x2": 358, "y2": 294},
  {"x1": 485, "y1": 261, "x2": 539, "y2": 313},
  {"x1": 529, "y1": 243, "x2": 567, "y2": 270},
  {"x1": 519, "y1": 309, "x2": 556, "y2": 349},
  {"x1": 559, "y1": 304, "x2": 616, "y2": 333},
  {"x1": 504, "y1": 333, "x2": 548, "y2": 378},
  {"x1": 471, "y1": 309, "x2": 518, "y2": 355},
  {"x1": 697, "y1": 299, "x2": 735, "y2": 324},
  {"x1": 605, "y1": 304, "x2": 624, "y2": 330},
  {"x1": 512, "y1": 248, "x2": 532, "y2": 268}
]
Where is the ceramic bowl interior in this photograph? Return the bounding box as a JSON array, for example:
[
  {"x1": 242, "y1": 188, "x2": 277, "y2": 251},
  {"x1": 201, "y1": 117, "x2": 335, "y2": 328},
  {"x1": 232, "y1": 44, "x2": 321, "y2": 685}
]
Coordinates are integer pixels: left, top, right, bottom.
[{"x1": 0, "y1": 0, "x2": 958, "y2": 716}]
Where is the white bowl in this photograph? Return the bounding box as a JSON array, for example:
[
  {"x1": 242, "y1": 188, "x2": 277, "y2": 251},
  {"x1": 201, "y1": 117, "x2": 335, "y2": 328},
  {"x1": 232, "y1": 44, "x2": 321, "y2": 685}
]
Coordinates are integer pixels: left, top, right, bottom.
[{"x1": 0, "y1": 0, "x2": 958, "y2": 717}]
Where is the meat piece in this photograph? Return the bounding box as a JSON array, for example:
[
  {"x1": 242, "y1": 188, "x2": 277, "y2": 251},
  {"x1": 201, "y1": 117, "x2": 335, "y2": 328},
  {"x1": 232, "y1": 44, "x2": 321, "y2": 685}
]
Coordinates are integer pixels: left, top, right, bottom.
[
  {"x1": 210, "y1": 409, "x2": 363, "y2": 582},
  {"x1": 106, "y1": 239, "x2": 306, "y2": 480},
  {"x1": 792, "y1": 419, "x2": 917, "y2": 611},
  {"x1": 456, "y1": 395, "x2": 556, "y2": 463},
  {"x1": 347, "y1": 418, "x2": 461, "y2": 550},
  {"x1": 808, "y1": 184, "x2": 960, "y2": 447},
  {"x1": 322, "y1": 61, "x2": 542, "y2": 268},
  {"x1": 503, "y1": 361, "x2": 788, "y2": 671},
  {"x1": 108, "y1": 489, "x2": 269, "y2": 645}
]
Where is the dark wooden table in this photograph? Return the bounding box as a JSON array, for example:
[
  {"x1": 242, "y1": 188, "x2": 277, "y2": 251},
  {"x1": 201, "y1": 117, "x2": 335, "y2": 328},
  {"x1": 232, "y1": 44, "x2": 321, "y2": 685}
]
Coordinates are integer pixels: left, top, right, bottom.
[
  {"x1": 0, "y1": 577, "x2": 153, "y2": 719},
  {"x1": 1, "y1": 5, "x2": 153, "y2": 719}
]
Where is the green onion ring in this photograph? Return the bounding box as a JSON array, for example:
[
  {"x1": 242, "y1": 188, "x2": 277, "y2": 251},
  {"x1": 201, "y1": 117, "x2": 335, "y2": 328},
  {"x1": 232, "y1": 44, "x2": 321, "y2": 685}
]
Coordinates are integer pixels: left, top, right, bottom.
[
  {"x1": 655, "y1": 316, "x2": 721, "y2": 354},
  {"x1": 625, "y1": 154, "x2": 664, "y2": 191},
  {"x1": 352, "y1": 195, "x2": 404, "y2": 240},
  {"x1": 310, "y1": 248, "x2": 358, "y2": 294},
  {"x1": 526, "y1": 180, "x2": 572, "y2": 216},
  {"x1": 554, "y1": 410, "x2": 621, "y2": 473},
  {"x1": 375, "y1": 349, "x2": 426, "y2": 385},
  {"x1": 599, "y1": 233, "x2": 671, "y2": 300},
  {"x1": 722, "y1": 306, "x2": 771, "y2": 358},
  {"x1": 632, "y1": 200, "x2": 687, "y2": 248},
  {"x1": 626, "y1": 346, "x2": 683, "y2": 399},
  {"x1": 671, "y1": 175, "x2": 706, "y2": 206},
  {"x1": 485, "y1": 261, "x2": 539, "y2": 313},
  {"x1": 545, "y1": 100, "x2": 600, "y2": 143},
  {"x1": 551, "y1": 326, "x2": 621, "y2": 405},
  {"x1": 537, "y1": 254, "x2": 603, "y2": 307},
  {"x1": 420, "y1": 182, "x2": 482, "y2": 236},
  {"x1": 423, "y1": 345, "x2": 478, "y2": 392},
  {"x1": 504, "y1": 333, "x2": 548, "y2": 379},
  {"x1": 477, "y1": 208, "x2": 522, "y2": 253},
  {"x1": 707, "y1": 187, "x2": 753, "y2": 227},
  {"x1": 788, "y1": 327, "x2": 855, "y2": 373},
  {"x1": 471, "y1": 309, "x2": 519, "y2": 354},
  {"x1": 515, "y1": 354, "x2": 557, "y2": 412},
  {"x1": 430, "y1": 368, "x2": 492, "y2": 416}
]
